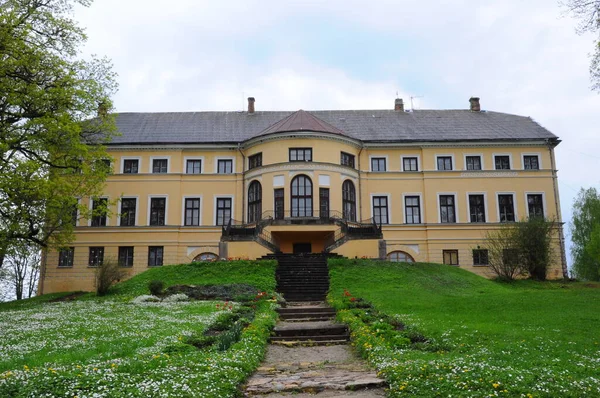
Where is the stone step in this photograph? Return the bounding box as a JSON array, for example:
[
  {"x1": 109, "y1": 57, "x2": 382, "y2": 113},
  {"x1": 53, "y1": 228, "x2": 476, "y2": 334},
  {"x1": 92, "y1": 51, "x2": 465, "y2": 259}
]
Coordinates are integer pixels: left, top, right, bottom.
[
  {"x1": 277, "y1": 308, "x2": 336, "y2": 315},
  {"x1": 281, "y1": 316, "x2": 335, "y2": 322},
  {"x1": 269, "y1": 333, "x2": 350, "y2": 342},
  {"x1": 273, "y1": 321, "x2": 348, "y2": 337},
  {"x1": 281, "y1": 296, "x2": 328, "y2": 302},
  {"x1": 269, "y1": 339, "x2": 349, "y2": 347},
  {"x1": 244, "y1": 366, "x2": 384, "y2": 395}
]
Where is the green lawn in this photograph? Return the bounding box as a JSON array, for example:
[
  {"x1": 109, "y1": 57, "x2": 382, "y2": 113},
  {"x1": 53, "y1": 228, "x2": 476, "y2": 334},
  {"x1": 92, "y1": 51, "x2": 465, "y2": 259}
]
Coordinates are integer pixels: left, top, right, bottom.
[
  {"x1": 328, "y1": 259, "x2": 600, "y2": 397},
  {"x1": 0, "y1": 260, "x2": 278, "y2": 398}
]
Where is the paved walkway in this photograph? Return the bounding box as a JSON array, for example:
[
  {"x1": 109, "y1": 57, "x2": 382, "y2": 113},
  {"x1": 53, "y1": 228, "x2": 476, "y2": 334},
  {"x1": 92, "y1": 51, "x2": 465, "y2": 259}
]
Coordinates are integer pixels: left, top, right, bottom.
[{"x1": 243, "y1": 303, "x2": 386, "y2": 396}]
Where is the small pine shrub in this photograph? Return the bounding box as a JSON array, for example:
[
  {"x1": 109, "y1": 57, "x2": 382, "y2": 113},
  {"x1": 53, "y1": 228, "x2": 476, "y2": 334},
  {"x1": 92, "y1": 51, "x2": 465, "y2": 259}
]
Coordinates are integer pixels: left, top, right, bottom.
[{"x1": 148, "y1": 280, "x2": 164, "y2": 296}]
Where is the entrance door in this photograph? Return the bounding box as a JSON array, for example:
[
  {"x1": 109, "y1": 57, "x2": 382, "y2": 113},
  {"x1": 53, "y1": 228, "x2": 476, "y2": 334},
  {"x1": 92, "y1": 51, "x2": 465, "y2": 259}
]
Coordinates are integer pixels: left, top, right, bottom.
[
  {"x1": 274, "y1": 189, "x2": 284, "y2": 220},
  {"x1": 293, "y1": 243, "x2": 312, "y2": 254},
  {"x1": 319, "y1": 188, "x2": 330, "y2": 219}
]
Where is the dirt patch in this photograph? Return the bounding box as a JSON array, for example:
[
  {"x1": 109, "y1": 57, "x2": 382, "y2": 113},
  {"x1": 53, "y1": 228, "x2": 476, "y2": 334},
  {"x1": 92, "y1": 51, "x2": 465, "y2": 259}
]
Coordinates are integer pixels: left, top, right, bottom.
[
  {"x1": 164, "y1": 284, "x2": 261, "y2": 301},
  {"x1": 48, "y1": 292, "x2": 86, "y2": 303},
  {"x1": 264, "y1": 345, "x2": 357, "y2": 365}
]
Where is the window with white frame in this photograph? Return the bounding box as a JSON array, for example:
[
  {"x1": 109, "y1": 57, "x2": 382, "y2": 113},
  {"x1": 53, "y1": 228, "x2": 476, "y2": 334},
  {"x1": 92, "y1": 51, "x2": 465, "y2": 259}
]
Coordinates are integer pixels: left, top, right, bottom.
[
  {"x1": 371, "y1": 157, "x2": 386, "y2": 172},
  {"x1": 120, "y1": 198, "x2": 137, "y2": 226},
  {"x1": 439, "y1": 195, "x2": 456, "y2": 223},
  {"x1": 403, "y1": 157, "x2": 418, "y2": 171},
  {"x1": 152, "y1": 158, "x2": 168, "y2": 173},
  {"x1": 372, "y1": 196, "x2": 389, "y2": 225},
  {"x1": 123, "y1": 159, "x2": 139, "y2": 174},
  {"x1": 217, "y1": 159, "x2": 233, "y2": 174},
  {"x1": 523, "y1": 155, "x2": 540, "y2": 170},
  {"x1": 184, "y1": 198, "x2": 201, "y2": 226},
  {"x1": 149, "y1": 197, "x2": 166, "y2": 226},
  {"x1": 443, "y1": 250, "x2": 459, "y2": 265},
  {"x1": 404, "y1": 196, "x2": 421, "y2": 224},
  {"x1": 494, "y1": 155, "x2": 510, "y2": 170},
  {"x1": 58, "y1": 247, "x2": 74, "y2": 267},
  {"x1": 468, "y1": 194, "x2": 486, "y2": 222},
  {"x1": 148, "y1": 246, "x2": 163, "y2": 267},
  {"x1": 527, "y1": 194, "x2": 544, "y2": 218},
  {"x1": 498, "y1": 194, "x2": 515, "y2": 222},
  {"x1": 465, "y1": 155, "x2": 482, "y2": 170},
  {"x1": 91, "y1": 198, "x2": 108, "y2": 227},
  {"x1": 186, "y1": 159, "x2": 202, "y2": 174},
  {"x1": 118, "y1": 246, "x2": 134, "y2": 267},
  {"x1": 216, "y1": 197, "x2": 232, "y2": 226},
  {"x1": 437, "y1": 156, "x2": 453, "y2": 171}
]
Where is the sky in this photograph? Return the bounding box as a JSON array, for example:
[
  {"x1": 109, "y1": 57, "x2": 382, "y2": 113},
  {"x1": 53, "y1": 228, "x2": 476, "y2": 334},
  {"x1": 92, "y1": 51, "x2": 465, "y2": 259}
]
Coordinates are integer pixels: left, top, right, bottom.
[{"x1": 74, "y1": 0, "x2": 600, "y2": 269}]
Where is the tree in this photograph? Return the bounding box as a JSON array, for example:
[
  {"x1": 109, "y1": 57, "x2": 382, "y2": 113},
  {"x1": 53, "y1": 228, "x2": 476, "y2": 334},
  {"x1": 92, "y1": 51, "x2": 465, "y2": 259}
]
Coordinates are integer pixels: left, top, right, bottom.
[
  {"x1": 0, "y1": 0, "x2": 117, "y2": 266},
  {"x1": 1, "y1": 240, "x2": 40, "y2": 300},
  {"x1": 562, "y1": 1, "x2": 600, "y2": 92},
  {"x1": 484, "y1": 217, "x2": 557, "y2": 281},
  {"x1": 570, "y1": 187, "x2": 600, "y2": 280}
]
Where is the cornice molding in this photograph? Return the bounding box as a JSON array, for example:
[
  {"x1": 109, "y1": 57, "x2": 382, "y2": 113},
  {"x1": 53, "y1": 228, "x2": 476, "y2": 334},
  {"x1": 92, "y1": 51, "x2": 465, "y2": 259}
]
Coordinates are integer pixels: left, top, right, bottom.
[
  {"x1": 242, "y1": 131, "x2": 363, "y2": 149},
  {"x1": 245, "y1": 161, "x2": 359, "y2": 180}
]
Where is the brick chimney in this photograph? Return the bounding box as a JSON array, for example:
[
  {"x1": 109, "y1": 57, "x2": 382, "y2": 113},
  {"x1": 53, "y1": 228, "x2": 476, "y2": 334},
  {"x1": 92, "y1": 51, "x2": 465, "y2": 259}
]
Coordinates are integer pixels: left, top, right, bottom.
[
  {"x1": 469, "y1": 97, "x2": 481, "y2": 112},
  {"x1": 248, "y1": 97, "x2": 255, "y2": 114},
  {"x1": 394, "y1": 98, "x2": 404, "y2": 112}
]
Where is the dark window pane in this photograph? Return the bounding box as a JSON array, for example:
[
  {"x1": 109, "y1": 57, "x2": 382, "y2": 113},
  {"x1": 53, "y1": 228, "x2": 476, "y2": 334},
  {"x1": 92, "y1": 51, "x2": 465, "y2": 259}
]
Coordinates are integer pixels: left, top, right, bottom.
[
  {"x1": 58, "y1": 247, "x2": 74, "y2": 267},
  {"x1": 403, "y1": 157, "x2": 418, "y2": 171},
  {"x1": 440, "y1": 195, "x2": 456, "y2": 223},
  {"x1": 249, "y1": 153, "x2": 262, "y2": 170},
  {"x1": 186, "y1": 160, "x2": 202, "y2": 174},
  {"x1": 88, "y1": 247, "x2": 104, "y2": 267},
  {"x1": 469, "y1": 194, "x2": 486, "y2": 222},
  {"x1": 216, "y1": 198, "x2": 232, "y2": 226},
  {"x1": 495, "y1": 156, "x2": 510, "y2": 170},
  {"x1": 466, "y1": 156, "x2": 482, "y2": 170},
  {"x1": 527, "y1": 194, "x2": 544, "y2": 218},
  {"x1": 118, "y1": 246, "x2": 134, "y2": 267},
  {"x1": 437, "y1": 157, "x2": 453, "y2": 171},
  {"x1": 342, "y1": 180, "x2": 356, "y2": 221},
  {"x1": 371, "y1": 158, "x2": 386, "y2": 172},
  {"x1": 341, "y1": 152, "x2": 355, "y2": 168},
  {"x1": 373, "y1": 196, "x2": 389, "y2": 224},
  {"x1": 473, "y1": 249, "x2": 489, "y2": 265},
  {"x1": 91, "y1": 198, "x2": 107, "y2": 227},
  {"x1": 248, "y1": 182, "x2": 262, "y2": 223},
  {"x1": 185, "y1": 198, "x2": 201, "y2": 226},
  {"x1": 217, "y1": 159, "x2": 233, "y2": 174},
  {"x1": 150, "y1": 198, "x2": 166, "y2": 226},
  {"x1": 152, "y1": 159, "x2": 168, "y2": 173},
  {"x1": 148, "y1": 246, "x2": 164, "y2": 267},
  {"x1": 524, "y1": 155, "x2": 539, "y2": 170},
  {"x1": 123, "y1": 159, "x2": 139, "y2": 174},
  {"x1": 289, "y1": 148, "x2": 312, "y2": 162},
  {"x1": 291, "y1": 175, "x2": 313, "y2": 217},
  {"x1": 405, "y1": 196, "x2": 421, "y2": 224},
  {"x1": 120, "y1": 198, "x2": 136, "y2": 226},
  {"x1": 498, "y1": 194, "x2": 515, "y2": 222}
]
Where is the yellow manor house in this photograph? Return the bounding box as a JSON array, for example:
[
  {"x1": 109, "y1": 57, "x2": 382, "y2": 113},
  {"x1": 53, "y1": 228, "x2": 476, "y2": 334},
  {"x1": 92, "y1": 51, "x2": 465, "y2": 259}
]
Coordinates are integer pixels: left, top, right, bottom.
[{"x1": 39, "y1": 97, "x2": 567, "y2": 293}]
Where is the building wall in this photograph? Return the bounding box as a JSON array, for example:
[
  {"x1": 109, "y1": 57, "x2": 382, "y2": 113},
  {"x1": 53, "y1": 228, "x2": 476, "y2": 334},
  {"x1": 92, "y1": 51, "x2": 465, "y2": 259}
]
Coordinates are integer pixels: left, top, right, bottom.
[{"x1": 40, "y1": 135, "x2": 565, "y2": 293}]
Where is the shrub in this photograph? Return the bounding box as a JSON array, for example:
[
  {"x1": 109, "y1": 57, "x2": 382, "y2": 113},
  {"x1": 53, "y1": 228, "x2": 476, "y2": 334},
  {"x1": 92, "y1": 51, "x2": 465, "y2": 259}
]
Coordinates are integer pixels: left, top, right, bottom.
[
  {"x1": 148, "y1": 280, "x2": 164, "y2": 296},
  {"x1": 215, "y1": 321, "x2": 245, "y2": 351},
  {"x1": 162, "y1": 293, "x2": 189, "y2": 302},
  {"x1": 95, "y1": 259, "x2": 126, "y2": 296}
]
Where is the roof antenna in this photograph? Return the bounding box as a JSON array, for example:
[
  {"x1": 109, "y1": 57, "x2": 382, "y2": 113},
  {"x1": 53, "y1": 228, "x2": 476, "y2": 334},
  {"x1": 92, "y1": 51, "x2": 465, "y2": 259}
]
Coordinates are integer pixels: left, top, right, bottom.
[{"x1": 410, "y1": 95, "x2": 424, "y2": 111}]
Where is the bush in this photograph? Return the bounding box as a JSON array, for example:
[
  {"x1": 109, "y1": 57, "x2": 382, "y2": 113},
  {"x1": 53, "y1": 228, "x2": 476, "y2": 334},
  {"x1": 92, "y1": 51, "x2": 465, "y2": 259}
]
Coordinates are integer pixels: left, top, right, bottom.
[
  {"x1": 95, "y1": 260, "x2": 126, "y2": 296},
  {"x1": 148, "y1": 280, "x2": 164, "y2": 296},
  {"x1": 162, "y1": 293, "x2": 189, "y2": 302}
]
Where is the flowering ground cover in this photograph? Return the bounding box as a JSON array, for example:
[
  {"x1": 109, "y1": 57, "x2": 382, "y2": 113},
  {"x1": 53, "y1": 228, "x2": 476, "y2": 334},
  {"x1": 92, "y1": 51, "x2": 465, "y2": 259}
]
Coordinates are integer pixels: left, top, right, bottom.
[
  {"x1": 0, "y1": 260, "x2": 278, "y2": 397},
  {"x1": 328, "y1": 259, "x2": 600, "y2": 397}
]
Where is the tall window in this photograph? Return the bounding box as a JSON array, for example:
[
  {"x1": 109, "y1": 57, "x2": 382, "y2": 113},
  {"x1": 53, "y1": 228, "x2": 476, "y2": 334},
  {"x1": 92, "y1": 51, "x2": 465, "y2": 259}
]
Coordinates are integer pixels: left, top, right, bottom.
[
  {"x1": 118, "y1": 246, "x2": 134, "y2": 267},
  {"x1": 58, "y1": 248, "x2": 74, "y2": 267},
  {"x1": 274, "y1": 189, "x2": 284, "y2": 220},
  {"x1": 372, "y1": 196, "x2": 389, "y2": 225},
  {"x1": 291, "y1": 175, "x2": 313, "y2": 217},
  {"x1": 289, "y1": 148, "x2": 312, "y2": 162},
  {"x1": 468, "y1": 194, "x2": 486, "y2": 222},
  {"x1": 216, "y1": 198, "x2": 232, "y2": 226},
  {"x1": 249, "y1": 153, "x2": 262, "y2": 170},
  {"x1": 152, "y1": 159, "x2": 168, "y2": 173},
  {"x1": 123, "y1": 159, "x2": 139, "y2": 174},
  {"x1": 148, "y1": 246, "x2": 164, "y2": 267},
  {"x1": 342, "y1": 180, "x2": 356, "y2": 222},
  {"x1": 371, "y1": 157, "x2": 386, "y2": 172},
  {"x1": 217, "y1": 159, "x2": 233, "y2": 174},
  {"x1": 319, "y1": 188, "x2": 330, "y2": 219},
  {"x1": 437, "y1": 156, "x2": 453, "y2": 171},
  {"x1": 524, "y1": 155, "x2": 539, "y2": 170},
  {"x1": 439, "y1": 195, "x2": 456, "y2": 223},
  {"x1": 498, "y1": 194, "x2": 515, "y2": 222},
  {"x1": 405, "y1": 196, "x2": 421, "y2": 224},
  {"x1": 473, "y1": 249, "x2": 489, "y2": 266},
  {"x1": 527, "y1": 194, "x2": 544, "y2": 218},
  {"x1": 91, "y1": 198, "x2": 107, "y2": 227},
  {"x1": 494, "y1": 155, "x2": 510, "y2": 170},
  {"x1": 443, "y1": 250, "x2": 459, "y2": 265},
  {"x1": 248, "y1": 181, "x2": 262, "y2": 223},
  {"x1": 465, "y1": 156, "x2": 482, "y2": 170},
  {"x1": 184, "y1": 198, "x2": 201, "y2": 226},
  {"x1": 341, "y1": 152, "x2": 355, "y2": 168},
  {"x1": 120, "y1": 198, "x2": 136, "y2": 226},
  {"x1": 403, "y1": 157, "x2": 418, "y2": 171},
  {"x1": 186, "y1": 159, "x2": 202, "y2": 174},
  {"x1": 88, "y1": 247, "x2": 104, "y2": 267},
  {"x1": 150, "y1": 197, "x2": 166, "y2": 226}
]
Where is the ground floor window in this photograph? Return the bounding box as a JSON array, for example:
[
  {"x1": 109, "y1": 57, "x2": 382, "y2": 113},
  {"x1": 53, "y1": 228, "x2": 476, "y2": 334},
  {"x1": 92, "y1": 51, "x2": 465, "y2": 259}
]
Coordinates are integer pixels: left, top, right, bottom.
[
  {"x1": 148, "y1": 246, "x2": 164, "y2": 267},
  {"x1": 193, "y1": 252, "x2": 218, "y2": 262},
  {"x1": 443, "y1": 250, "x2": 459, "y2": 265},
  {"x1": 58, "y1": 247, "x2": 74, "y2": 267},
  {"x1": 118, "y1": 246, "x2": 134, "y2": 267},
  {"x1": 472, "y1": 249, "x2": 489, "y2": 266},
  {"x1": 88, "y1": 247, "x2": 104, "y2": 267},
  {"x1": 387, "y1": 251, "x2": 415, "y2": 263}
]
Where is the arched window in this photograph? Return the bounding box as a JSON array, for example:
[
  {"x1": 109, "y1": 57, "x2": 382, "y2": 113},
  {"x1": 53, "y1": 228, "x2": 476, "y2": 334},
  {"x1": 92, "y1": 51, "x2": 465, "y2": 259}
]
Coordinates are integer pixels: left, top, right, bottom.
[
  {"x1": 248, "y1": 181, "x2": 262, "y2": 223},
  {"x1": 387, "y1": 251, "x2": 415, "y2": 263},
  {"x1": 193, "y1": 252, "x2": 218, "y2": 262},
  {"x1": 291, "y1": 175, "x2": 313, "y2": 217},
  {"x1": 342, "y1": 180, "x2": 356, "y2": 222}
]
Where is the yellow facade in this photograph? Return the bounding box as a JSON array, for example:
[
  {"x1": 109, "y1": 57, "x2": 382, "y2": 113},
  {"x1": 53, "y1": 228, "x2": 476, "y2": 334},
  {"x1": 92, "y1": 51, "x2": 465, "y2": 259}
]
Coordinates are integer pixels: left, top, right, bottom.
[{"x1": 39, "y1": 106, "x2": 566, "y2": 293}]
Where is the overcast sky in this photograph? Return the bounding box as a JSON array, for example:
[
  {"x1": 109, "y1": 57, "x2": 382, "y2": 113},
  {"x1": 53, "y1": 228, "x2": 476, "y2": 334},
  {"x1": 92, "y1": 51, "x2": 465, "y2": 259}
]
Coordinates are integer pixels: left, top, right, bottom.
[{"x1": 75, "y1": 0, "x2": 600, "y2": 269}]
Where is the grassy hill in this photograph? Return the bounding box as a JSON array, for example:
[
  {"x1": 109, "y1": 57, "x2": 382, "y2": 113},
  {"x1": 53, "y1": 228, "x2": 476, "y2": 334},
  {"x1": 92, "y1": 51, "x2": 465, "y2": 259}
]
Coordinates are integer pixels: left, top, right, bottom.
[
  {"x1": 1, "y1": 258, "x2": 599, "y2": 397},
  {"x1": 328, "y1": 259, "x2": 600, "y2": 397}
]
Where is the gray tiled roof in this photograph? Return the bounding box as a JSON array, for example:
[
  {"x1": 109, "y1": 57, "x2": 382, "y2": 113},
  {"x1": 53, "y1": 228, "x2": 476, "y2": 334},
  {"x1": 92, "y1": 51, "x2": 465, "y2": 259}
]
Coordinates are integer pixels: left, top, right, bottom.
[{"x1": 109, "y1": 109, "x2": 557, "y2": 145}]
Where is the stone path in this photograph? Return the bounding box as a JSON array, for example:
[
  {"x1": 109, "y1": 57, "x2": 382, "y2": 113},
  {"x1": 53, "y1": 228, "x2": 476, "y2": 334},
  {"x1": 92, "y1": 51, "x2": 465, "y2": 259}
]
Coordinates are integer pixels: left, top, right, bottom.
[{"x1": 243, "y1": 303, "x2": 386, "y2": 396}]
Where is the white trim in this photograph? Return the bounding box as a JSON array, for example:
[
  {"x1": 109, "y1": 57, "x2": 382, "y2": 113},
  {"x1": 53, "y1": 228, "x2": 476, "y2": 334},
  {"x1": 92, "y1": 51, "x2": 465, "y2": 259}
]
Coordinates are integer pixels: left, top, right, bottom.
[
  {"x1": 369, "y1": 155, "x2": 389, "y2": 172},
  {"x1": 182, "y1": 195, "x2": 203, "y2": 226},
  {"x1": 463, "y1": 153, "x2": 485, "y2": 171},
  {"x1": 492, "y1": 153, "x2": 513, "y2": 170},
  {"x1": 401, "y1": 192, "x2": 424, "y2": 224},
  {"x1": 214, "y1": 156, "x2": 236, "y2": 174},
  {"x1": 88, "y1": 196, "x2": 110, "y2": 227},
  {"x1": 213, "y1": 194, "x2": 235, "y2": 226},
  {"x1": 120, "y1": 156, "x2": 141, "y2": 174},
  {"x1": 465, "y1": 191, "x2": 488, "y2": 223},
  {"x1": 435, "y1": 154, "x2": 455, "y2": 171},
  {"x1": 436, "y1": 192, "x2": 459, "y2": 223},
  {"x1": 370, "y1": 193, "x2": 392, "y2": 224},
  {"x1": 524, "y1": 191, "x2": 547, "y2": 218},
  {"x1": 183, "y1": 156, "x2": 205, "y2": 174},
  {"x1": 400, "y1": 155, "x2": 421, "y2": 172},
  {"x1": 118, "y1": 196, "x2": 139, "y2": 226},
  {"x1": 149, "y1": 156, "x2": 171, "y2": 173},
  {"x1": 495, "y1": 191, "x2": 518, "y2": 222},
  {"x1": 521, "y1": 152, "x2": 542, "y2": 170},
  {"x1": 147, "y1": 195, "x2": 169, "y2": 226}
]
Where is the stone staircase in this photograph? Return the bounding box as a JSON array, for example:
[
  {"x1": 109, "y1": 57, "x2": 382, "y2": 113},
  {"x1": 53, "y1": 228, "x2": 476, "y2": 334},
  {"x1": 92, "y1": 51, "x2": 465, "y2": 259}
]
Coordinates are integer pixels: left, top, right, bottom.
[
  {"x1": 275, "y1": 254, "x2": 329, "y2": 302},
  {"x1": 270, "y1": 304, "x2": 349, "y2": 345}
]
